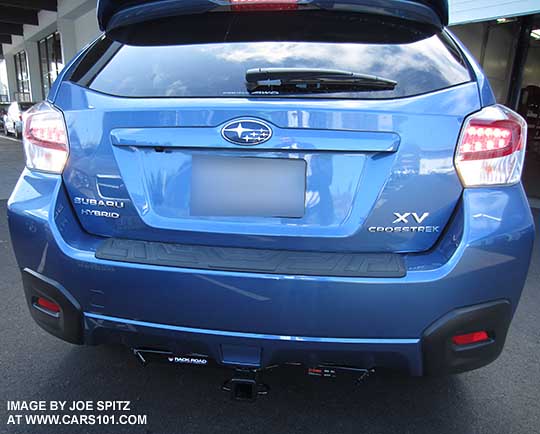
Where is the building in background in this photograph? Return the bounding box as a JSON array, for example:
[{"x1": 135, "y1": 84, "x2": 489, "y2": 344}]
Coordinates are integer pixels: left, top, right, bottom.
[
  {"x1": 450, "y1": 1, "x2": 540, "y2": 106},
  {"x1": 0, "y1": 59, "x2": 8, "y2": 102},
  {"x1": 0, "y1": 0, "x2": 99, "y2": 103}
]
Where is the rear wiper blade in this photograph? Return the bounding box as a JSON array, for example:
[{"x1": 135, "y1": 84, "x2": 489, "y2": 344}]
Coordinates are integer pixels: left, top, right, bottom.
[{"x1": 245, "y1": 68, "x2": 397, "y2": 93}]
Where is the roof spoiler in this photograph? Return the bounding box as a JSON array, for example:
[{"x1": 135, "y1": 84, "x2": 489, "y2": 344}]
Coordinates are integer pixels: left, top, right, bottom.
[{"x1": 97, "y1": 0, "x2": 449, "y2": 41}]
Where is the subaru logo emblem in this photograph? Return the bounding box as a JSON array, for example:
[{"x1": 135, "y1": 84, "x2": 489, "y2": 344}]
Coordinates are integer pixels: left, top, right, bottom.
[{"x1": 221, "y1": 119, "x2": 272, "y2": 145}]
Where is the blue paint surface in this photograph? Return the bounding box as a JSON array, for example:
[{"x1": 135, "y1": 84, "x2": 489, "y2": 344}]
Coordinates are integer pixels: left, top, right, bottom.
[{"x1": 8, "y1": 15, "x2": 535, "y2": 375}]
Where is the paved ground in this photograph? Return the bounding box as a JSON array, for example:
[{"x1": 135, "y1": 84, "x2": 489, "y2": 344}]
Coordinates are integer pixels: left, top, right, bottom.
[
  {"x1": 0, "y1": 134, "x2": 24, "y2": 201},
  {"x1": 0, "y1": 135, "x2": 539, "y2": 434}
]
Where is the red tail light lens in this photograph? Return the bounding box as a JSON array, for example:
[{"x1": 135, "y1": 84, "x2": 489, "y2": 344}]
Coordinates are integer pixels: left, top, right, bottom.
[
  {"x1": 455, "y1": 105, "x2": 527, "y2": 186},
  {"x1": 230, "y1": 0, "x2": 298, "y2": 11},
  {"x1": 23, "y1": 102, "x2": 69, "y2": 174},
  {"x1": 36, "y1": 297, "x2": 61, "y2": 313},
  {"x1": 452, "y1": 331, "x2": 489, "y2": 346},
  {"x1": 458, "y1": 120, "x2": 522, "y2": 161}
]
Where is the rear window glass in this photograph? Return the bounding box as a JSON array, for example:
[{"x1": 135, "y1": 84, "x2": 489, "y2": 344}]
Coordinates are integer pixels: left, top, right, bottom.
[{"x1": 72, "y1": 35, "x2": 471, "y2": 100}]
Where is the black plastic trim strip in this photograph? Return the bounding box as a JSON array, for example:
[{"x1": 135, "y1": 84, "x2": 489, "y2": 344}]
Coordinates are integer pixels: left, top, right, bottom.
[{"x1": 95, "y1": 238, "x2": 406, "y2": 278}]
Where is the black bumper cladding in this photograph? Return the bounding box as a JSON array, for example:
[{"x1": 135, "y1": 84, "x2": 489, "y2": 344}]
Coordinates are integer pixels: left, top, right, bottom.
[
  {"x1": 95, "y1": 238, "x2": 406, "y2": 278},
  {"x1": 422, "y1": 300, "x2": 512, "y2": 375},
  {"x1": 21, "y1": 268, "x2": 83, "y2": 344}
]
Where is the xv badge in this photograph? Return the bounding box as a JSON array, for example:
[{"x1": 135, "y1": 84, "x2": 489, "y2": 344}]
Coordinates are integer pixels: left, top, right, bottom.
[{"x1": 393, "y1": 212, "x2": 430, "y2": 224}]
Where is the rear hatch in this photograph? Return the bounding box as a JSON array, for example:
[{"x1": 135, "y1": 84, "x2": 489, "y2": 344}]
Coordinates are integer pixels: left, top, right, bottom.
[{"x1": 55, "y1": 1, "x2": 478, "y2": 254}]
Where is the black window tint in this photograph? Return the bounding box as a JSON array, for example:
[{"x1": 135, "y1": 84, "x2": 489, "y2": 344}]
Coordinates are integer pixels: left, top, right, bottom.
[{"x1": 74, "y1": 36, "x2": 471, "y2": 99}]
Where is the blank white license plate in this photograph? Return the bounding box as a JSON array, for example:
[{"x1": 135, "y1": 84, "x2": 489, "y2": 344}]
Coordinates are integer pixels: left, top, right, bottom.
[{"x1": 191, "y1": 156, "x2": 306, "y2": 218}]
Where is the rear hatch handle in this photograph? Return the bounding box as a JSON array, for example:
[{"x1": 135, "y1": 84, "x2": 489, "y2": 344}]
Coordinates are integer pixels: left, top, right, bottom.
[{"x1": 111, "y1": 127, "x2": 401, "y2": 153}]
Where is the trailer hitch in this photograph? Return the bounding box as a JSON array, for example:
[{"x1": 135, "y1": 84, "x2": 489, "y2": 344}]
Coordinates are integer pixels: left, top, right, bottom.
[
  {"x1": 132, "y1": 349, "x2": 374, "y2": 401},
  {"x1": 222, "y1": 369, "x2": 270, "y2": 402}
]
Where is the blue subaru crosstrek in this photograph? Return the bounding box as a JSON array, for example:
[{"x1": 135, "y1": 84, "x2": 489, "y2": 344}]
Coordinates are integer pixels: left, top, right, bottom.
[{"x1": 7, "y1": 0, "x2": 535, "y2": 398}]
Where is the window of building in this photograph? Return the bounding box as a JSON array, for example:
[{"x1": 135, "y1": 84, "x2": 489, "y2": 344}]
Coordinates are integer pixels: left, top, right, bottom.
[
  {"x1": 38, "y1": 32, "x2": 63, "y2": 99},
  {"x1": 14, "y1": 50, "x2": 31, "y2": 102}
]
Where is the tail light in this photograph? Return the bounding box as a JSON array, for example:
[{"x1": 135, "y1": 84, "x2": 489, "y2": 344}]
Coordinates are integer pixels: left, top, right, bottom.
[
  {"x1": 230, "y1": 0, "x2": 299, "y2": 11},
  {"x1": 455, "y1": 105, "x2": 527, "y2": 186},
  {"x1": 22, "y1": 101, "x2": 69, "y2": 174}
]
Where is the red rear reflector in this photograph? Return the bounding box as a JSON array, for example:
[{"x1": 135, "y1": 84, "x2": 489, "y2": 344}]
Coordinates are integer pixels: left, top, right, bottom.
[
  {"x1": 37, "y1": 297, "x2": 60, "y2": 313},
  {"x1": 452, "y1": 331, "x2": 489, "y2": 346},
  {"x1": 230, "y1": 0, "x2": 298, "y2": 11}
]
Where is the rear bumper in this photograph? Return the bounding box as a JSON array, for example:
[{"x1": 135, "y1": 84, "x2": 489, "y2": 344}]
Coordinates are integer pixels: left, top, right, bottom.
[
  {"x1": 7, "y1": 170, "x2": 535, "y2": 375},
  {"x1": 88, "y1": 299, "x2": 512, "y2": 376},
  {"x1": 14, "y1": 267, "x2": 516, "y2": 376}
]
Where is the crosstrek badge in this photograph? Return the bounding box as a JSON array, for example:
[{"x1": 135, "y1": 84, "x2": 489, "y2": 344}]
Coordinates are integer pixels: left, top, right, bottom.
[{"x1": 368, "y1": 212, "x2": 440, "y2": 233}]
